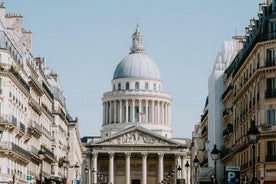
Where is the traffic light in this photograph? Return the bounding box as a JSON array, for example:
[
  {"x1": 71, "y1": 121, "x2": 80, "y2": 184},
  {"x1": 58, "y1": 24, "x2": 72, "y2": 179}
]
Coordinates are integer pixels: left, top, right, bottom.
[{"x1": 210, "y1": 174, "x2": 215, "y2": 183}]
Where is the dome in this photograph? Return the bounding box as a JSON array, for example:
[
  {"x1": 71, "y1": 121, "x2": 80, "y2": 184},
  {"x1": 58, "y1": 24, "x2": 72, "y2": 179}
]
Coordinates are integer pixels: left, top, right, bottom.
[{"x1": 113, "y1": 53, "x2": 161, "y2": 80}]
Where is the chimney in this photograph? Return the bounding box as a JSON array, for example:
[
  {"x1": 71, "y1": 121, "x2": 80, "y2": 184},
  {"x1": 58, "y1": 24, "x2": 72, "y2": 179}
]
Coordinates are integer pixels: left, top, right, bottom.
[
  {"x1": 0, "y1": 2, "x2": 5, "y2": 24},
  {"x1": 22, "y1": 28, "x2": 32, "y2": 53},
  {"x1": 5, "y1": 13, "x2": 23, "y2": 37},
  {"x1": 50, "y1": 72, "x2": 58, "y2": 83},
  {"x1": 35, "y1": 57, "x2": 44, "y2": 69}
]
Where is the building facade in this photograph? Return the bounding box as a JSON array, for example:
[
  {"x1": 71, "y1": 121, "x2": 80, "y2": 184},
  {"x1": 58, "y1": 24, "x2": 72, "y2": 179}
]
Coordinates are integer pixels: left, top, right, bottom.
[
  {"x1": 221, "y1": 0, "x2": 276, "y2": 183},
  {"x1": 192, "y1": 0, "x2": 276, "y2": 183},
  {"x1": 0, "y1": 4, "x2": 82, "y2": 184},
  {"x1": 82, "y1": 26, "x2": 191, "y2": 184}
]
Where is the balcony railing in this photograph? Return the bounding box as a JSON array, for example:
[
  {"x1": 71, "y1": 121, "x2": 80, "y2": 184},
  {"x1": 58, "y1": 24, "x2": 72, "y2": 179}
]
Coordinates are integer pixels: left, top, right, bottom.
[
  {"x1": 265, "y1": 89, "x2": 276, "y2": 99},
  {"x1": 0, "y1": 141, "x2": 32, "y2": 160},
  {"x1": 0, "y1": 114, "x2": 17, "y2": 126},
  {"x1": 10, "y1": 68, "x2": 30, "y2": 92},
  {"x1": 265, "y1": 58, "x2": 276, "y2": 67},
  {"x1": 266, "y1": 154, "x2": 276, "y2": 162}
]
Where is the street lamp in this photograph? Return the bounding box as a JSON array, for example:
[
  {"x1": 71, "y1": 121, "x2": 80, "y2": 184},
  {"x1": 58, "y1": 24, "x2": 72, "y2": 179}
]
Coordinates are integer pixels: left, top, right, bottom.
[
  {"x1": 74, "y1": 162, "x2": 80, "y2": 179},
  {"x1": 0, "y1": 127, "x2": 3, "y2": 140},
  {"x1": 84, "y1": 166, "x2": 89, "y2": 184},
  {"x1": 193, "y1": 155, "x2": 200, "y2": 184},
  {"x1": 247, "y1": 121, "x2": 259, "y2": 184},
  {"x1": 177, "y1": 165, "x2": 182, "y2": 183},
  {"x1": 185, "y1": 161, "x2": 190, "y2": 184},
  {"x1": 211, "y1": 144, "x2": 220, "y2": 184},
  {"x1": 38, "y1": 148, "x2": 46, "y2": 184}
]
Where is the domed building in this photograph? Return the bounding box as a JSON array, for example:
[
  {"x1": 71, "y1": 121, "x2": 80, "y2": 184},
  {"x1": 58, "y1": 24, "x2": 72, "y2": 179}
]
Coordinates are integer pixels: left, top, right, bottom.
[{"x1": 83, "y1": 25, "x2": 191, "y2": 184}]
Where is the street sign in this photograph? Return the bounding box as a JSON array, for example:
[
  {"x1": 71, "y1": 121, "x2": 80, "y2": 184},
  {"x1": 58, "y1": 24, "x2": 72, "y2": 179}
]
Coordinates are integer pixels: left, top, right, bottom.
[
  {"x1": 26, "y1": 176, "x2": 32, "y2": 181},
  {"x1": 225, "y1": 166, "x2": 240, "y2": 184},
  {"x1": 72, "y1": 180, "x2": 80, "y2": 184}
]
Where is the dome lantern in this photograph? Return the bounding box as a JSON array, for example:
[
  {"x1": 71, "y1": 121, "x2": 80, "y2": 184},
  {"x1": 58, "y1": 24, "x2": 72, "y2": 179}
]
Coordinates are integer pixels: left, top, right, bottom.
[{"x1": 130, "y1": 24, "x2": 144, "y2": 53}]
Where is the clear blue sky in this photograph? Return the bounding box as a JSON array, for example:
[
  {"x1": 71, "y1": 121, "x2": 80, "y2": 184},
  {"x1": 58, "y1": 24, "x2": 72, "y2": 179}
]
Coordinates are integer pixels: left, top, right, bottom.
[{"x1": 4, "y1": 0, "x2": 261, "y2": 138}]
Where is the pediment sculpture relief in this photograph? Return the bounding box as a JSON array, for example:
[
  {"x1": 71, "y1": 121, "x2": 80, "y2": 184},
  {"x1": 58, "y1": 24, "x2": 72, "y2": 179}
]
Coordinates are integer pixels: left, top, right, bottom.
[{"x1": 101, "y1": 131, "x2": 171, "y2": 145}]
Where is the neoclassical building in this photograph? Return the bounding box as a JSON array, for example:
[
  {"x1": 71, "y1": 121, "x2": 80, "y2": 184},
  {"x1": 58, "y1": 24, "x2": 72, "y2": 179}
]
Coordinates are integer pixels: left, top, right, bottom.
[{"x1": 82, "y1": 26, "x2": 191, "y2": 184}]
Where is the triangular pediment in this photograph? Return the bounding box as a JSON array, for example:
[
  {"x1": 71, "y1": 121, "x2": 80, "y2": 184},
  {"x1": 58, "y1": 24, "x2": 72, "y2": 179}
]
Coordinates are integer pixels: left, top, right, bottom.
[{"x1": 92, "y1": 126, "x2": 185, "y2": 147}]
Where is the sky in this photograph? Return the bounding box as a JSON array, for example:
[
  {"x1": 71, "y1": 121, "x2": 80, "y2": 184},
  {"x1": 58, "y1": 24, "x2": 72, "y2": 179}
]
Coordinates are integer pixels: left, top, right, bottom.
[{"x1": 3, "y1": 0, "x2": 262, "y2": 139}]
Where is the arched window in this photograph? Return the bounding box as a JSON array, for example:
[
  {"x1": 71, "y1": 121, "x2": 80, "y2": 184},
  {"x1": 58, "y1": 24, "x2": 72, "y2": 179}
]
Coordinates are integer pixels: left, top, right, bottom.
[
  {"x1": 135, "y1": 82, "x2": 139, "y2": 90},
  {"x1": 145, "y1": 82, "x2": 149, "y2": 90},
  {"x1": 118, "y1": 83, "x2": 121, "y2": 90},
  {"x1": 113, "y1": 84, "x2": 115, "y2": 91},
  {"x1": 126, "y1": 82, "x2": 130, "y2": 90},
  {"x1": 153, "y1": 83, "x2": 156, "y2": 90}
]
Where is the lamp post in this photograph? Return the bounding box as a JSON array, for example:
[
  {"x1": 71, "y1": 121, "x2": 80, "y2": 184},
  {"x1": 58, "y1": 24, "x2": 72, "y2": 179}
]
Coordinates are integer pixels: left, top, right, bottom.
[
  {"x1": 247, "y1": 122, "x2": 259, "y2": 184},
  {"x1": 84, "y1": 166, "x2": 89, "y2": 184},
  {"x1": 38, "y1": 148, "x2": 46, "y2": 184},
  {"x1": 177, "y1": 165, "x2": 182, "y2": 184},
  {"x1": 74, "y1": 162, "x2": 80, "y2": 179},
  {"x1": 185, "y1": 161, "x2": 190, "y2": 184},
  {"x1": 0, "y1": 127, "x2": 3, "y2": 141},
  {"x1": 211, "y1": 144, "x2": 220, "y2": 184},
  {"x1": 193, "y1": 155, "x2": 200, "y2": 184}
]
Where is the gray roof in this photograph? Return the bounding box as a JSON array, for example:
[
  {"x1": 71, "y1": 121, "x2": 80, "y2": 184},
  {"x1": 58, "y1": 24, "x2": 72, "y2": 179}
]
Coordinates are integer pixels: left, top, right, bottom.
[{"x1": 113, "y1": 52, "x2": 161, "y2": 80}]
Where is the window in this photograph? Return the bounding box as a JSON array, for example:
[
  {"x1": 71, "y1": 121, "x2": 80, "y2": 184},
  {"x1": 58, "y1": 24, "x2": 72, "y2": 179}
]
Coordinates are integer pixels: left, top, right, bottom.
[
  {"x1": 113, "y1": 84, "x2": 115, "y2": 91},
  {"x1": 126, "y1": 82, "x2": 130, "y2": 90},
  {"x1": 266, "y1": 78, "x2": 276, "y2": 98},
  {"x1": 267, "y1": 141, "x2": 276, "y2": 161},
  {"x1": 135, "y1": 82, "x2": 139, "y2": 90},
  {"x1": 145, "y1": 82, "x2": 148, "y2": 90},
  {"x1": 118, "y1": 83, "x2": 121, "y2": 90},
  {"x1": 153, "y1": 83, "x2": 156, "y2": 90},
  {"x1": 267, "y1": 109, "x2": 275, "y2": 124},
  {"x1": 266, "y1": 48, "x2": 275, "y2": 66}
]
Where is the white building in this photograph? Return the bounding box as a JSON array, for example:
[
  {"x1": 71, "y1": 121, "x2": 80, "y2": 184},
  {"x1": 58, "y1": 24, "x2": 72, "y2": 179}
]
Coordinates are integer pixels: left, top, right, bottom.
[
  {"x1": 83, "y1": 25, "x2": 191, "y2": 184},
  {"x1": 0, "y1": 4, "x2": 82, "y2": 184}
]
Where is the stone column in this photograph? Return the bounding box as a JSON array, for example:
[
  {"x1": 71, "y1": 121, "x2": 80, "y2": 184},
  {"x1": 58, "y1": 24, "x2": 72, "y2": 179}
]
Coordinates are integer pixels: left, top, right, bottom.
[
  {"x1": 105, "y1": 102, "x2": 108, "y2": 124},
  {"x1": 158, "y1": 153, "x2": 164, "y2": 183},
  {"x1": 145, "y1": 100, "x2": 149, "y2": 123},
  {"x1": 119, "y1": 100, "x2": 122, "y2": 123},
  {"x1": 164, "y1": 102, "x2": 167, "y2": 125},
  {"x1": 103, "y1": 102, "x2": 105, "y2": 124},
  {"x1": 109, "y1": 101, "x2": 112, "y2": 124},
  {"x1": 114, "y1": 100, "x2": 116, "y2": 123},
  {"x1": 139, "y1": 99, "x2": 142, "y2": 123},
  {"x1": 151, "y1": 101, "x2": 155, "y2": 123},
  {"x1": 92, "y1": 152, "x2": 98, "y2": 184},
  {"x1": 125, "y1": 152, "x2": 131, "y2": 184},
  {"x1": 126, "y1": 100, "x2": 128, "y2": 123},
  {"x1": 181, "y1": 155, "x2": 185, "y2": 180},
  {"x1": 168, "y1": 103, "x2": 171, "y2": 125},
  {"x1": 161, "y1": 101, "x2": 164, "y2": 124},
  {"x1": 109, "y1": 152, "x2": 114, "y2": 184},
  {"x1": 157, "y1": 101, "x2": 160, "y2": 123},
  {"x1": 132, "y1": 99, "x2": 135, "y2": 122},
  {"x1": 142, "y1": 152, "x2": 148, "y2": 184}
]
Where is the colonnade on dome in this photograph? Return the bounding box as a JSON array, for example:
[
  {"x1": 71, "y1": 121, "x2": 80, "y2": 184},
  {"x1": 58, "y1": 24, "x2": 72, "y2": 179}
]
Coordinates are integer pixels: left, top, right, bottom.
[{"x1": 102, "y1": 99, "x2": 171, "y2": 125}]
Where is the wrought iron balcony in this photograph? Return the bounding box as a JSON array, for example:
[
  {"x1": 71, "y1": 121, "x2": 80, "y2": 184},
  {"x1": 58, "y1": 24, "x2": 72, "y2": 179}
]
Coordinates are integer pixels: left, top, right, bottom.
[
  {"x1": 266, "y1": 154, "x2": 276, "y2": 162},
  {"x1": 28, "y1": 120, "x2": 42, "y2": 138},
  {"x1": 265, "y1": 89, "x2": 276, "y2": 99},
  {"x1": 0, "y1": 141, "x2": 32, "y2": 161},
  {"x1": 0, "y1": 114, "x2": 17, "y2": 127}
]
